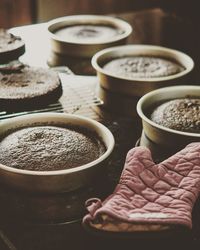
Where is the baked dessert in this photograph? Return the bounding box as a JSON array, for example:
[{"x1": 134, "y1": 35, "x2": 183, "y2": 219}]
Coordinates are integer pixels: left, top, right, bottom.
[
  {"x1": 103, "y1": 56, "x2": 185, "y2": 79},
  {"x1": 0, "y1": 29, "x2": 25, "y2": 63},
  {"x1": 54, "y1": 24, "x2": 122, "y2": 43},
  {"x1": 0, "y1": 60, "x2": 25, "y2": 73},
  {"x1": 0, "y1": 125, "x2": 106, "y2": 171},
  {"x1": 150, "y1": 98, "x2": 200, "y2": 133},
  {"x1": 0, "y1": 67, "x2": 62, "y2": 109}
]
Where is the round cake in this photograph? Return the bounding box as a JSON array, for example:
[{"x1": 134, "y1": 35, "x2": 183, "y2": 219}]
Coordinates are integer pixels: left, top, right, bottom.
[
  {"x1": 150, "y1": 98, "x2": 200, "y2": 133},
  {"x1": 0, "y1": 29, "x2": 25, "y2": 63},
  {"x1": 0, "y1": 125, "x2": 106, "y2": 171},
  {"x1": 0, "y1": 67, "x2": 62, "y2": 109},
  {"x1": 54, "y1": 24, "x2": 122, "y2": 43},
  {"x1": 103, "y1": 56, "x2": 184, "y2": 79},
  {"x1": 0, "y1": 60, "x2": 25, "y2": 73}
]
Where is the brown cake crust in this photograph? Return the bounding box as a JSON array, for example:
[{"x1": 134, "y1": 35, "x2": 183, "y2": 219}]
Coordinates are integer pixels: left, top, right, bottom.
[
  {"x1": 150, "y1": 98, "x2": 200, "y2": 133},
  {"x1": 0, "y1": 67, "x2": 62, "y2": 110},
  {"x1": 0, "y1": 60, "x2": 25, "y2": 73},
  {"x1": 0, "y1": 126, "x2": 106, "y2": 171},
  {"x1": 0, "y1": 29, "x2": 25, "y2": 63},
  {"x1": 54, "y1": 24, "x2": 122, "y2": 43},
  {"x1": 103, "y1": 56, "x2": 184, "y2": 79}
]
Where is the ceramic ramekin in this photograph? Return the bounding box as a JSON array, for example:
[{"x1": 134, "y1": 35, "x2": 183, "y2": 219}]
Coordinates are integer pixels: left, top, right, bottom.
[
  {"x1": 92, "y1": 45, "x2": 194, "y2": 97},
  {"x1": 47, "y1": 15, "x2": 132, "y2": 58},
  {"x1": 136, "y1": 85, "x2": 200, "y2": 149},
  {"x1": 0, "y1": 113, "x2": 115, "y2": 193}
]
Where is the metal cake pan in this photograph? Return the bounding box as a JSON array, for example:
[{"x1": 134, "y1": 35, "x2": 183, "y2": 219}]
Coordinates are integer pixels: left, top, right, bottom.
[
  {"x1": 137, "y1": 85, "x2": 200, "y2": 149},
  {"x1": 0, "y1": 113, "x2": 115, "y2": 193},
  {"x1": 98, "y1": 85, "x2": 139, "y2": 117},
  {"x1": 92, "y1": 45, "x2": 194, "y2": 97},
  {"x1": 47, "y1": 15, "x2": 132, "y2": 58}
]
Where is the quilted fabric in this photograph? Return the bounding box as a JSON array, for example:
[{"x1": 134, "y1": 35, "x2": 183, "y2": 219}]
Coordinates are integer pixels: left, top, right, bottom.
[{"x1": 83, "y1": 143, "x2": 200, "y2": 232}]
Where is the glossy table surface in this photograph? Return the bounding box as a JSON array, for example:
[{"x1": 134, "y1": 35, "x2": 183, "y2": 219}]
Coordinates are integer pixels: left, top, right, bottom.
[{"x1": 0, "y1": 8, "x2": 200, "y2": 250}]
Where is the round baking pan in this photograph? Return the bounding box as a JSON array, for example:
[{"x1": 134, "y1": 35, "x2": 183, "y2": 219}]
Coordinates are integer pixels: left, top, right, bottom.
[
  {"x1": 47, "y1": 50, "x2": 95, "y2": 75},
  {"x1": 47, "y1": 15, "x2": 132, "y2": 58},
  {"x1": 138, "y1": 130, "x2": 178, "y2": 163},
  {"x1": 0, "y1": 113, "x2": 115, "y2": 193},
  {"x1": 98, "y1": 85, "x2": 139, "y2": 117},
  {"x1": 92, "y1": 45, "x2": 194, "y2": 97},
  {"x1": 136, "y1": 85, "x2": 200, "y2": 149}
]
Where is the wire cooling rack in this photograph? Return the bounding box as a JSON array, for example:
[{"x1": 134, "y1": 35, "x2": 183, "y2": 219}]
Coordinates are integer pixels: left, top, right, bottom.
[{"x1": 0, "y1": 67, "x2": 103, "y2": 121}]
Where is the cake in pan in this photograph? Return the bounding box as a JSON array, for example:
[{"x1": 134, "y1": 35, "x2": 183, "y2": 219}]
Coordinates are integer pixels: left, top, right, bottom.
[
  {"x1": 150, "y1": 98, "x2": 200, "y2": 133},
  {"x1": 54, "y1": 24, "x2": 123, "y2": 43},
  {"x1": 103, "y1": 56, "x2": 185, "y2": 79},
  {"x1": 0, "y1": 66, "x2": 62, "y2": 109},
  {"x1": 0, "y1": 125, "x2": 106, "y2": 171}
]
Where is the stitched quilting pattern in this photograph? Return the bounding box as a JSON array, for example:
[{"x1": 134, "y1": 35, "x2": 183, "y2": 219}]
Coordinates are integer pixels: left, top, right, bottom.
[{"x1": 83, "y1": 143, "x2": 200, "y2": 232}]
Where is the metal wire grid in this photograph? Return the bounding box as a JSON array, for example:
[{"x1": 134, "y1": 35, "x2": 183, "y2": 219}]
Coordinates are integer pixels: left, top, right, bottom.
[{"x1": 0, "y1": 69, "x2": 103, "y2": 121}]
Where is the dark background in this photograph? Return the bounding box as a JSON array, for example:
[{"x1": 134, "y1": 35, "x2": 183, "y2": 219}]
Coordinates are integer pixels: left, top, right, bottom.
[{"x1": 0, "y1": 0, "x2": 199, "y2": 27}]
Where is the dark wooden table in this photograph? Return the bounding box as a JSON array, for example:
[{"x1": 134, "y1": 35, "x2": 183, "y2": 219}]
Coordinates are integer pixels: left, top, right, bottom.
[{"x1": 0, "y1": 8, "x2": 200, "y2": 250}]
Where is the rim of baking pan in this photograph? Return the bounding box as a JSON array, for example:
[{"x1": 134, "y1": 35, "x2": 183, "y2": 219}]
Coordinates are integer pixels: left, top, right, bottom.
[
  {"x1": 136, "y1": 85, "x2": 200, "y2": 138},
  {"x1": 0, "y1": 112, "x2": 115, "y2": 176},
  {"x1": 47, "y1": 15, "x2": 132, "y2": 45},
  {"x1": 92, "y1": 44, "x2": 194, "y2": 82}
]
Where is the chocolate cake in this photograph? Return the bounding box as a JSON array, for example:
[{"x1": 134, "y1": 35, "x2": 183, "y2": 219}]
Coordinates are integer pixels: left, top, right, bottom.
[
  {"x1": 54, "y1": 24, "x2": 122, "y2": 43},
  {"x1": 0, "y1": 60, "x2": 25, "y2": 73},
  {"x1": 150, "y1": 98, "x2": 200, "y2": 133},
  {"x1": 103, "y1": 56, "x2": 184, "y2": 79},
  {"x1": 0, "y1": 67, "x2": 62, "y2": 109},
  {"x1": 0, "y1": 125, "x2": 106, "y2": 171},
  {"x1": 0, "y1": 29, "x2": 25, "y2": 63}
]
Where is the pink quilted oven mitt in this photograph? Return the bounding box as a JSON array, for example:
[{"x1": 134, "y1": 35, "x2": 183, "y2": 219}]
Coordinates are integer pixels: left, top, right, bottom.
[{"x1": 83, "y1": 143, "x2": 200, "y2": 233}]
